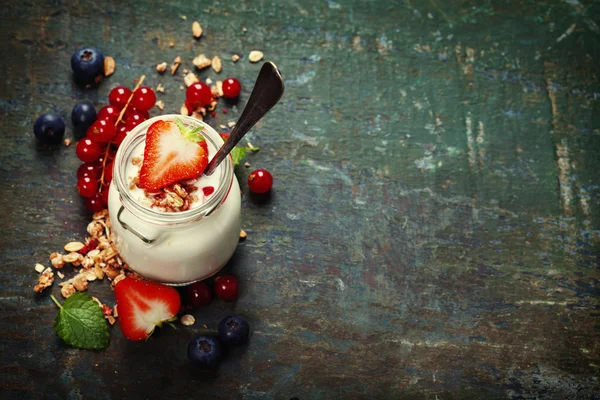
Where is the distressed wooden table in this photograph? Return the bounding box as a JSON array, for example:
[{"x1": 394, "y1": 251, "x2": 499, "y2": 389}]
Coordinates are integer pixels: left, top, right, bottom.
[{"x1": 1, "y1": 0, "x2": 599, "y2": 398}]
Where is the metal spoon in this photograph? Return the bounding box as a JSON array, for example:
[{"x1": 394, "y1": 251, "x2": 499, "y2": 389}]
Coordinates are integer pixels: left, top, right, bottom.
[{"x1": 203, "y1": 61, "x2": 285, "y2": 176}]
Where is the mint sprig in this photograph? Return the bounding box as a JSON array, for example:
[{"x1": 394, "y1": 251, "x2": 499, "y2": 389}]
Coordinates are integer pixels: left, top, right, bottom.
[
  {"x1": 51, "y1": 292, "x2": 110, "y2": 350},
  {"x1": 175, "y1": 119, "x2": 206, "y2": 143}
]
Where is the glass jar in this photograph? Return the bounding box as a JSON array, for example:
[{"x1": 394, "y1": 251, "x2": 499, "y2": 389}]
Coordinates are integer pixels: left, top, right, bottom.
[{"x1": 107, "y1": 115, "x2": 241, "y2": 285}]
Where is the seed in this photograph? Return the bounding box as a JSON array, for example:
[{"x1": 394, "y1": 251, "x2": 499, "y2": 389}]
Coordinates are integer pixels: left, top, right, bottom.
[
  {"x1": 104, "y1": 56, "x2": 116, "y2": 76},
  {"x1": 248, "y1": 50, "x2": 264, "y2": 63},
  {"x1": 64, "y1": 241, "x2": 85, "y2": 252},
  {"x1": 212, "y1": 56, "x2": 222, "y2": 73},
  {"x1": 192, "y1": 21, "x2": 203, "y2": 38},
  {"x1": 34, "y1": 263, "x2": 45, "y2": 273}
]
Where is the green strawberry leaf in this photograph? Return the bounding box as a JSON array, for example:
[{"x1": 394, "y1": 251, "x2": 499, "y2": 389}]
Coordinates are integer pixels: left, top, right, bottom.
[
  {"x1": 51, "y1": 292, "x2": 110, "y2": 350},
  {"x1": 175, "y1": 118, "x2": 205, "y2": 143},
  {"x1": 231, "y1": 146, "x2": 249, "y2": 166}
]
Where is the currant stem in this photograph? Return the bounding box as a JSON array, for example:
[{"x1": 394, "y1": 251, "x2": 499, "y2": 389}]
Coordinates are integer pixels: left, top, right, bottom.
[{"x1": 98, "y1": 75, "x2": 147, "y2": 190}]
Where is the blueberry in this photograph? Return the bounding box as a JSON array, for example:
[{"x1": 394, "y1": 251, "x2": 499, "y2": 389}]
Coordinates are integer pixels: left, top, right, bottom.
[
  {"x1": 71, "y1": 47, "x2": 104, "y2": 84},
  {"x1": 71, "y1": 102, "x2": 97, "y2": 133},
  {"x1": 218, "y1": 315, "x2": 250, "y2": 345},
  {"x1": 33, "y1": 113, "x2": 65, "y2": 144},
  {"x1": 187, "y1": 336, "x2": 223, "y2": 368}
]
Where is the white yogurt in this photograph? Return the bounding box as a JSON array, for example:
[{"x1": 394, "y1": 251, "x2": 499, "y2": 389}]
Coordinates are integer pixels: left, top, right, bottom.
[{"x1": 108, "y1": 115, "x2": 241, "y2": 285}]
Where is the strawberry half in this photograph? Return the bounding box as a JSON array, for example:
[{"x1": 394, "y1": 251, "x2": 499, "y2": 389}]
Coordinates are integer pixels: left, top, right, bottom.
[
  {"x1": 114, "y1": 277, "x2": 181, "y2": 341},
  {"x1": 138, "y1": 119, "x2": 209, "y2": 191}
]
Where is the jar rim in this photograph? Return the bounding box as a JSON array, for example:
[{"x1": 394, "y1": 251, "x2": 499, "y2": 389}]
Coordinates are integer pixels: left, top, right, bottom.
[{"x1": 112, "y1": 115, "x2": 234, "y2": 224}]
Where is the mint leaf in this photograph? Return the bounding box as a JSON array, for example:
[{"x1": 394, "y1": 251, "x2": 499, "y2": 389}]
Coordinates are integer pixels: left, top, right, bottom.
[
  {"x1": 51, "y1": 293, "x2": 110, "y2": 350},
  {"x1": 231, "y1": 146, "x2": 249, "y2": 166}
]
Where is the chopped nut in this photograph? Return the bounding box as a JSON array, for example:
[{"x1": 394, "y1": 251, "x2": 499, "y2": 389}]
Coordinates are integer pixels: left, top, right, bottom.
[
  {"x1": 206, "y1": 77, "x2": 213, "y2": 85},
  {"x1": 193, "y1": 54, "x2": 211, "y2": 70},
  {"x1": 181, "y1": 314, "x2": 195, "y2": 326},
  {"x1": 72, "y1": 274, "x2": 89, "y2": 291},
  {"x1": 248, "y1": 50, "x2": 264, "y2": 63},
  {"x1": 180, "y1": 104, "x2": 190, "y2": 116},
  {"x1": 64, "y1": 241, "x2": 85, "y2": 253},
  {"x1": 57, "y1": 271, "x2": 65, "y2": 279},
  {"x1": 93, "y1": 209, "x2": 108, "y2": 220},
  {"x1": 83, "y1": 269, "x2": 98, "y2": 281},
  {"x1": 104, "y1": 265, "x2": 121, "y2": 280},
  {"x1": 61, "y1": 283, "x2": 75, "y2": 298},
  {"x1": 171, "y1": 56, "x2": 182, "y2": 75},
  {"x1": 228, "y1": 121, "x2": 236, "y2": 128},
  {"x1": 64, "y1": 138, "x2": 72, "y2": 147},
  {"x1": 106, "y1": 315, "x2": 116, "y2": 325},
  {"x1": 239, "y1": 229, "x2": 247, "y2": 239},
  {"x1": 156, "y1": 100, "x2": 165, "y2": 110},
  {"x1": 169, "y1": 40, "x2": 175, "y2": 48},
  {"x1": 156, "y1": 62, "x2": 168, "y2": 73},
  {"x1": 203, "y1": 324, "x2": 209, "y2": 329},
  {"x1": 231, "y1": 54, "x2": 240, "y2": 63},
  {"x1": 87, "y1": 221, "x2": 104, "y2": 238},
  {"x1": 207, "y1": 100, "x2": 217, "y2": 112},
  {"x1": 219, "y1": 124, "x2": 226, "y2": 129},
  {"x1": 244, "y1": 161, "x2": 251, "y2": 168},
  {"x1": 94, "y1": 264, "x2": 105, "y2": 279},
  {"x1": 192, "y1": 21, "x2": 203, "y2": 38},
  {"x1": 212, "y1": 56, "x2": 222, "y2": 73},
  {"x1": 113, "y1": 304, "x2": 118, "y2": 318},
  {"x1": 87, "y1": 249, "x2": 101, "y2": 258},
  {"x1": 182, "y1": 68, "x2": 189, "y2": 75},
  {"x1": 184, "y1": 72, "x2": 200, "y2": 87},
  {"x1": 156, "y1": 83, "x2": 165, "y2": 93},
  {"x1": 81, "y1": 256, "x2": 94, "y2": 269},
  {"x1": 216, "y1": 80, "x2": 224, "y2": 97},
  {"x1": 34, "y1": 269, "x2": 54, "y2": 293},
  {"x1": 63, "y1": 252, "x2": 84, "y2": 266},
  {"x1": 104, "y1": 56, "x2": 116, "y2": 76},
  {"x1": 34, "y1": 263, "x2": 45, "y2": 273},
  {"x1": 191, "y1": 111, "x2": 203, "y2": 121},
  {"x1": 112, "y1": 273, "x2": 127, "y2": 286},
  {"x1": 50, "y1": 253, "x2": 65, "y2": 269}
]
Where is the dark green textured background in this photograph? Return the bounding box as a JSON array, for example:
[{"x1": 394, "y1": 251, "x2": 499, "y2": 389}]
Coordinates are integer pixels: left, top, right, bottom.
[{"x1": 1, "y1": 0, "x2": 599, "y2": 398}]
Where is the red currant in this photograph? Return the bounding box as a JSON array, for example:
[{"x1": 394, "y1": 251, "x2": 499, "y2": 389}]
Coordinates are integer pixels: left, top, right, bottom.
[
  {"x1": 97, "y1": 105, "x2": 122, "y2": 125},
  {"x1": 77, "y1": 162, "x2": 101, "y2": 180},
  {"x1": 113, "y1": 123, "x2": 128, "y2": 146},
  {"x1": 131, "y1": 86, "x2": 156, "y2": 111},
  {"x1": 104, "y1": 161, "x2": 114, "y2": 184},
  {"x1": 247, "y1": 169, "x2": 273, "y2": 194},
  {"x1": 85, "y1": 193, "x2": 106, "y2": 212},
  {"x1": 109, "y1": 86, "x2": 132, "y2": 109},
  {"x1": 222, "y1": 78, "x2": 241, "y2": 98},
  {"x1": 214, "y1": 275, "x2": 239, "y2": 301},
  {"x1": 87, "y1": 119, "x2": 116, "y2": 143},
  {"x1": 185, "y1": 82, "x2": 212, "y2": 109},
  {"x1": 76, "y1": 138, "x2": 104, "y2": 162},
  {"x1": 125, "y1": 108, "x2": 148, "y2": 131},
  {"x1": 76, "y1": 176, "x2": 98, "y2": 198},
  {"x1": 187, "y1": 281, "x2": 212, "y2": 307}
]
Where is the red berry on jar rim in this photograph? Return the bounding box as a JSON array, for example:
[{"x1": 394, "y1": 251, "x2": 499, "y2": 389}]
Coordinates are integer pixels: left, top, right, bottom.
[
  {"x1": 85, "y1": 193, "x2": 106, "y2": 212},
  {"x1": 131, "y1": 86, "x2": 156, "y2": 111},
  {"x1": 248, "y1": 169, "x2": 273, "y2": 194},
  {"x1": 76, "y1": 138, "x2": 104, "y2": 162},
  {"x1": 187, "y1": 281, "x2": 212, "y2": 308},
  {"x1": 87, "y1": 119, "x2": 116, "y2": 143},
  {"x1": 214, "y1": 275, "x2": 239, "y2": 301},
  {"x1": 109, "y1": 86, "x2": 132, "y2": 109},
  {"x1": 77, "y1": 176, "x2": 98, "y2": 198},
  {"x1": 222, "y1": 78, "x2": 241, "y2": 98},
  {"x1": 186, "y1": 82, "x2": 212, "y2": 109}
]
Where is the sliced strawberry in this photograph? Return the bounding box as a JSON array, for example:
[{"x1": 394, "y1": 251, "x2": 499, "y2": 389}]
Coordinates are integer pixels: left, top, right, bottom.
[
  {"x1": 114, "y1": 277, "x2": 181, "y2": 341},
  {"x1": 138, "y1": 119, "x2": 209, "y2": 191}
]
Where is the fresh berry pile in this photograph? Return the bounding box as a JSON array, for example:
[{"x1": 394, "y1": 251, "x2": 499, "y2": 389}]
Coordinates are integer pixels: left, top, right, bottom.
[{"x1": 74, "y1": 80, "x2": 157, "y2": 211}]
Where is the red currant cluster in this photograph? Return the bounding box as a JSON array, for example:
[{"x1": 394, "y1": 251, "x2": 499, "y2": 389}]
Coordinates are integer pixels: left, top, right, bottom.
[
  {"x1": 184, "y1": 77, "x2": 241, "y2": 113},
  {"x1": 75, "y1": 81, "x2": 156, "y2": 212}
]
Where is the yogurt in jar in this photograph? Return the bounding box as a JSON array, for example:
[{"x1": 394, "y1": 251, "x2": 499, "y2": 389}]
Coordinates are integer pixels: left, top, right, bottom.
[{"x1": 108, "y1": 115, "x2": 241, "y2": 285}]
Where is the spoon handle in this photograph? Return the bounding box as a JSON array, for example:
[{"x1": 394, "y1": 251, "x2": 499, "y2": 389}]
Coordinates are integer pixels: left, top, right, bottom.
[{"x1": 204, "y1": 61, "x2": 285, "y2": 176}]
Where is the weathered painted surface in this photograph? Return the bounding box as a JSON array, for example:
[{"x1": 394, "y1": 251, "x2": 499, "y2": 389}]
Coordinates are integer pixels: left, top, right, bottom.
[{"x1": 1, "y1": 0, "x2": 599, "y2": 398}]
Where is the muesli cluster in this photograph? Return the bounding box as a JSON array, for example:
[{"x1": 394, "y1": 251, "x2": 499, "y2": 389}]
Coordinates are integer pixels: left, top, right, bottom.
[{"x1": 33, "y1": 209, "x2": 132, "y2": 323}]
